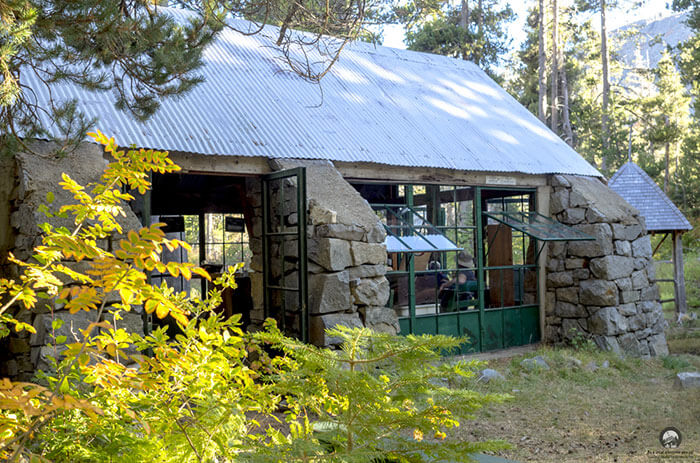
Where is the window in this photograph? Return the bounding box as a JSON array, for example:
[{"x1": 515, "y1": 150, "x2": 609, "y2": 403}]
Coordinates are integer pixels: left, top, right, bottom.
[{"x1": 152, "y1": 213, "x2": 251, "y2": 298}]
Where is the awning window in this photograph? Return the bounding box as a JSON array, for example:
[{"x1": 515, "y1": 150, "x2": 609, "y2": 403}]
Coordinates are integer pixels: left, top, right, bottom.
[
  {"x1": 483, "y1": 211, "x2": 595, "y2": 242},
  {"x1": 374, "y1": 205, "x2": 462, "y2": 253}
]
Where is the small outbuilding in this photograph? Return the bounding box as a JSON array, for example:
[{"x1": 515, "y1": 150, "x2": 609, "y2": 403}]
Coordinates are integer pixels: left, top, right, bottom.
[{"x1": 609, "y1": 161, "x2": 693, "y2": 318}]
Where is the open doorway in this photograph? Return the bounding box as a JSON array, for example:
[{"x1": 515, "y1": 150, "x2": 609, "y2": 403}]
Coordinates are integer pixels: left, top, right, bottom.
[
  {"x1": 149, "y1": 173, "x2": 256, "y2": 329},
  {"x1": 147, "y1": 168, "x2": 309, "y2": 341}
]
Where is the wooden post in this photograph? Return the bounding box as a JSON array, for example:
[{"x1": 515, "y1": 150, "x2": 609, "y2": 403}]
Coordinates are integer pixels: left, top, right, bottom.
[{"x1": 672, "y1": 231, "x2": 687, "y2": 316}]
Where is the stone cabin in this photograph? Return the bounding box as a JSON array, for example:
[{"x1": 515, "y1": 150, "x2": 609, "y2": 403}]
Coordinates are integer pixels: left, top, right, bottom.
[{"x1": 0, "y1": 8, "x2": 668, "y2": 380}]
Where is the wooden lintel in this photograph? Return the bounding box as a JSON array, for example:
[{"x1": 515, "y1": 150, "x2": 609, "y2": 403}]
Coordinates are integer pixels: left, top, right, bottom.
[
  {"x1": 168, "y1": 152, "x2": 271, "y2": 176},
  {"x1": 333, "y1": 161, "x2": 548, "y2": 187},
  {"x1": 536, "y1": 185, "x2": 550, "y2": 339}
]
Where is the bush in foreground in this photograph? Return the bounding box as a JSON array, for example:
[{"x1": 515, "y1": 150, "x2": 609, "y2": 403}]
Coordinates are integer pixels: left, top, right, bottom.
[{"x1": 0, "y1": 133, "x2": 507, "y2": 462}]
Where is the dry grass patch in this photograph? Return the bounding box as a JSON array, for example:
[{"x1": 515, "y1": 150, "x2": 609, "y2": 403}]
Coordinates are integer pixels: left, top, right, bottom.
[{"x1": 452, "y1": 347, "x2": 700, "y2": 462}]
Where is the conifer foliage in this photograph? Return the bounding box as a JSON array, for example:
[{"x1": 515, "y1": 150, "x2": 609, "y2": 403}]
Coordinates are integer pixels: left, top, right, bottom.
[{"x1": 0, "y1": 0, "x2": 368, "y2": 152}]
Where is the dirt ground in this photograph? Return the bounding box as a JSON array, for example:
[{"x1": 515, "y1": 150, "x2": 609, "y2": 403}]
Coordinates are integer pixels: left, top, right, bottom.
[{"x1": 453, "y1": 344, "x2": 700, "y2": 463}]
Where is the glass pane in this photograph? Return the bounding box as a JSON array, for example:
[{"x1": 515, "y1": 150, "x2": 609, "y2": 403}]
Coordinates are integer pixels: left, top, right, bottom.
[
  {"x1": 386, "y1": 272, "x2": 410, "y2": 319},
  {"x1": 183, "y1": 215, "x2": 199, "y2": 244},
  {"x1": 206, "y1": 214, "x2": 226, "y2": 244},
  {"x1": 438, "y1": 250, "x2": 477, "y2": 313},
  {"x1": 224, "y1": 243, "x2": 245, "y2": 267},
  {"x1": 205, "y1": 243, "x2": 225, "y2": 267},
  {"x1": 414, "y1": 268, "x2": 441, "y2": 315},
  {"x1": 484, "y1": 210, "x2": 594, "y2": 241},
  {"x1": 188, "y1": 244, "x2": 200, "y2": 266}
]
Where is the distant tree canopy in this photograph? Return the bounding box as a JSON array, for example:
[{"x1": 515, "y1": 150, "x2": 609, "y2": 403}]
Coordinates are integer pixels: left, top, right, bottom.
[
  {"x1": 506, "y1": 0, "x2": 700, "y2": 219},
  {"x1": 401, "y1": 0, "x2": 515, "y2": 76}
]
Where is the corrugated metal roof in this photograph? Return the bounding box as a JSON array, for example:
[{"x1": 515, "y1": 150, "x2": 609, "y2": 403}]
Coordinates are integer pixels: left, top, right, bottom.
[
  {"x1": 23, "y1": 7, "x2": 601, "y2": 177},
  {"x1": 609, "y1": 162, "x2": 692, "y2": 232}
]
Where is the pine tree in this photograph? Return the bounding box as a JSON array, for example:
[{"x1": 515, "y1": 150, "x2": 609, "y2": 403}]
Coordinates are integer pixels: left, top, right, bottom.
[
  {"x1": 0, "y1": 0, "x2": 368, "y2": 152},
  {"x1": 551, "y1": 0, "x2": 559, "y2": 133},
  {"x1": 672, "y1": 0, "x2": 700, "y2": 214},
  {"x1": 538, "y1": 0, "x2": 548, "y2": 122},
  {"x1": 404, "y1": 0, "x2": 515, "y2": 76}
]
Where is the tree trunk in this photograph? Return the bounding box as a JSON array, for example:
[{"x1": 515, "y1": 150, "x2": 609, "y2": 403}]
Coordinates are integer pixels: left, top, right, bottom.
[
  {"x1": 550, "y1": 0, "x2": 559, "y2": 133},
  {"x1": 477, "y1": 0, "x2": 483, "y2": 36},
  {"x1": 560, "y1": 62, "x2": 574, "y2": 146},
  {"x1": 538, "y1": 0, "x2": 547, "y2": 123},
  {"x1": 675, "y1": 141, "x2": 680, "y2": 177},
  {"x1": 601, "y1": 0, "x2": 610, "y2": 172},
  {"x1": 673, "y1": 231, "x2": 688, "y2": 318},
  {"x1": 664, "y1": 141, "x2": 670, "y2": 193},
  {"x1": 664, "y1": 115, "x2": 671, "y2": 193},
  {"x1": 460, "y1": 0, "x2": 469, "y2": 29}
]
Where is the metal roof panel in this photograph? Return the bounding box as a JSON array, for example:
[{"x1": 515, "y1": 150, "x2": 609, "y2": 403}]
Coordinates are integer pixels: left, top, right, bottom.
[{"x1": 21, "y1": 7, "x2": 601, "y2": 177}]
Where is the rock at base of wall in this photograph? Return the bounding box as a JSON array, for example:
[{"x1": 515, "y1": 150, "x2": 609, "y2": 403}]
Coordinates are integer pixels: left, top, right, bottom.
[
  {"x1": 359, "y1": 306, "x2": 399, "y2": 334},
  {"x1": 100, "y1": 311, "x2": 145, "y2": 337},
  {"x1": 589, "y1": 307, "x2": 627, "y2": 335},
  {"x1": 647, "y1": 333, "x2": 669, "y2": 357},
  {"x1": 30, "y1": 312, "x2": 94, "y2": 346},
  {"x1": 32, "y1": 345, "x2": 66, "y2": 372},
  {"x1": 617, "y1": 333, "x2": 641, "y2": 356},
  {"x1": 310, "y1": 313, "x2": 363, "y2": 346},
  {"x1": 592, "y1": 335, "x2": 621, "y2": 354},
  {"x1": 99, "y1": 312, "x2": 144, "y2": 364}
]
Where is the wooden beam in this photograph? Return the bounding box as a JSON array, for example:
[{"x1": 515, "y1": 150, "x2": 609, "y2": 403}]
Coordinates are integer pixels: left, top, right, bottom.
[
  {"x1": 652, "y1": 232, "x2": 668, "y2": 257},
  {"x1": 334, "y1": 161, "x2": 548, "y2": 187},
  {"x1": 672, "y1": 231, "x2": 687, "y2": 316},
  {"x1": 536, "y1": 185, "x2": 550, "y2": 340},
  {"x1": 169, "y1": 152, "x2": 271, "y2": 176}
]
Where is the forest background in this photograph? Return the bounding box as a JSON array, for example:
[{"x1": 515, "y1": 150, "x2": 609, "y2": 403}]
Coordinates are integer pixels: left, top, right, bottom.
[{"x1": 386, "y1": 0, "x2": 700, "y2": 241}]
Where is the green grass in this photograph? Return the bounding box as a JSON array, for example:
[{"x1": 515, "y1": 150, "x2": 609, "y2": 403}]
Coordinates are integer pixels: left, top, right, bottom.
[
  {"x1": 652, "y1": 243, "x2": 700, "y2": 315},
  {"x1": 653, "y1": 247, "x2": 700, "y2": 356}
]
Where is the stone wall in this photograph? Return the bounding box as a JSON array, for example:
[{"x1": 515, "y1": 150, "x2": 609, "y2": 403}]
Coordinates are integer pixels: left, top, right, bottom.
[
  {"x1": 545, "y1": 174, "x2": 669, "y2": 357},
  {"x1": 0, "y1": 154, "x2": 15, "y2": 277},
  {"x1": 245, "y1": 159, "x2": 398, "y2": 346},
  {"x1": 0, "y1": 142, "x2": 145, "y2": 380},
  {"x1": 1, "y1": 144, "x2": 398, "y2": 380}
]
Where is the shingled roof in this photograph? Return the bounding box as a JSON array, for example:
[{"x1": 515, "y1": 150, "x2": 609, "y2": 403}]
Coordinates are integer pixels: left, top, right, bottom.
[{"x1": 609, "y1": 162, "x2": 692, "y2": 232}]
